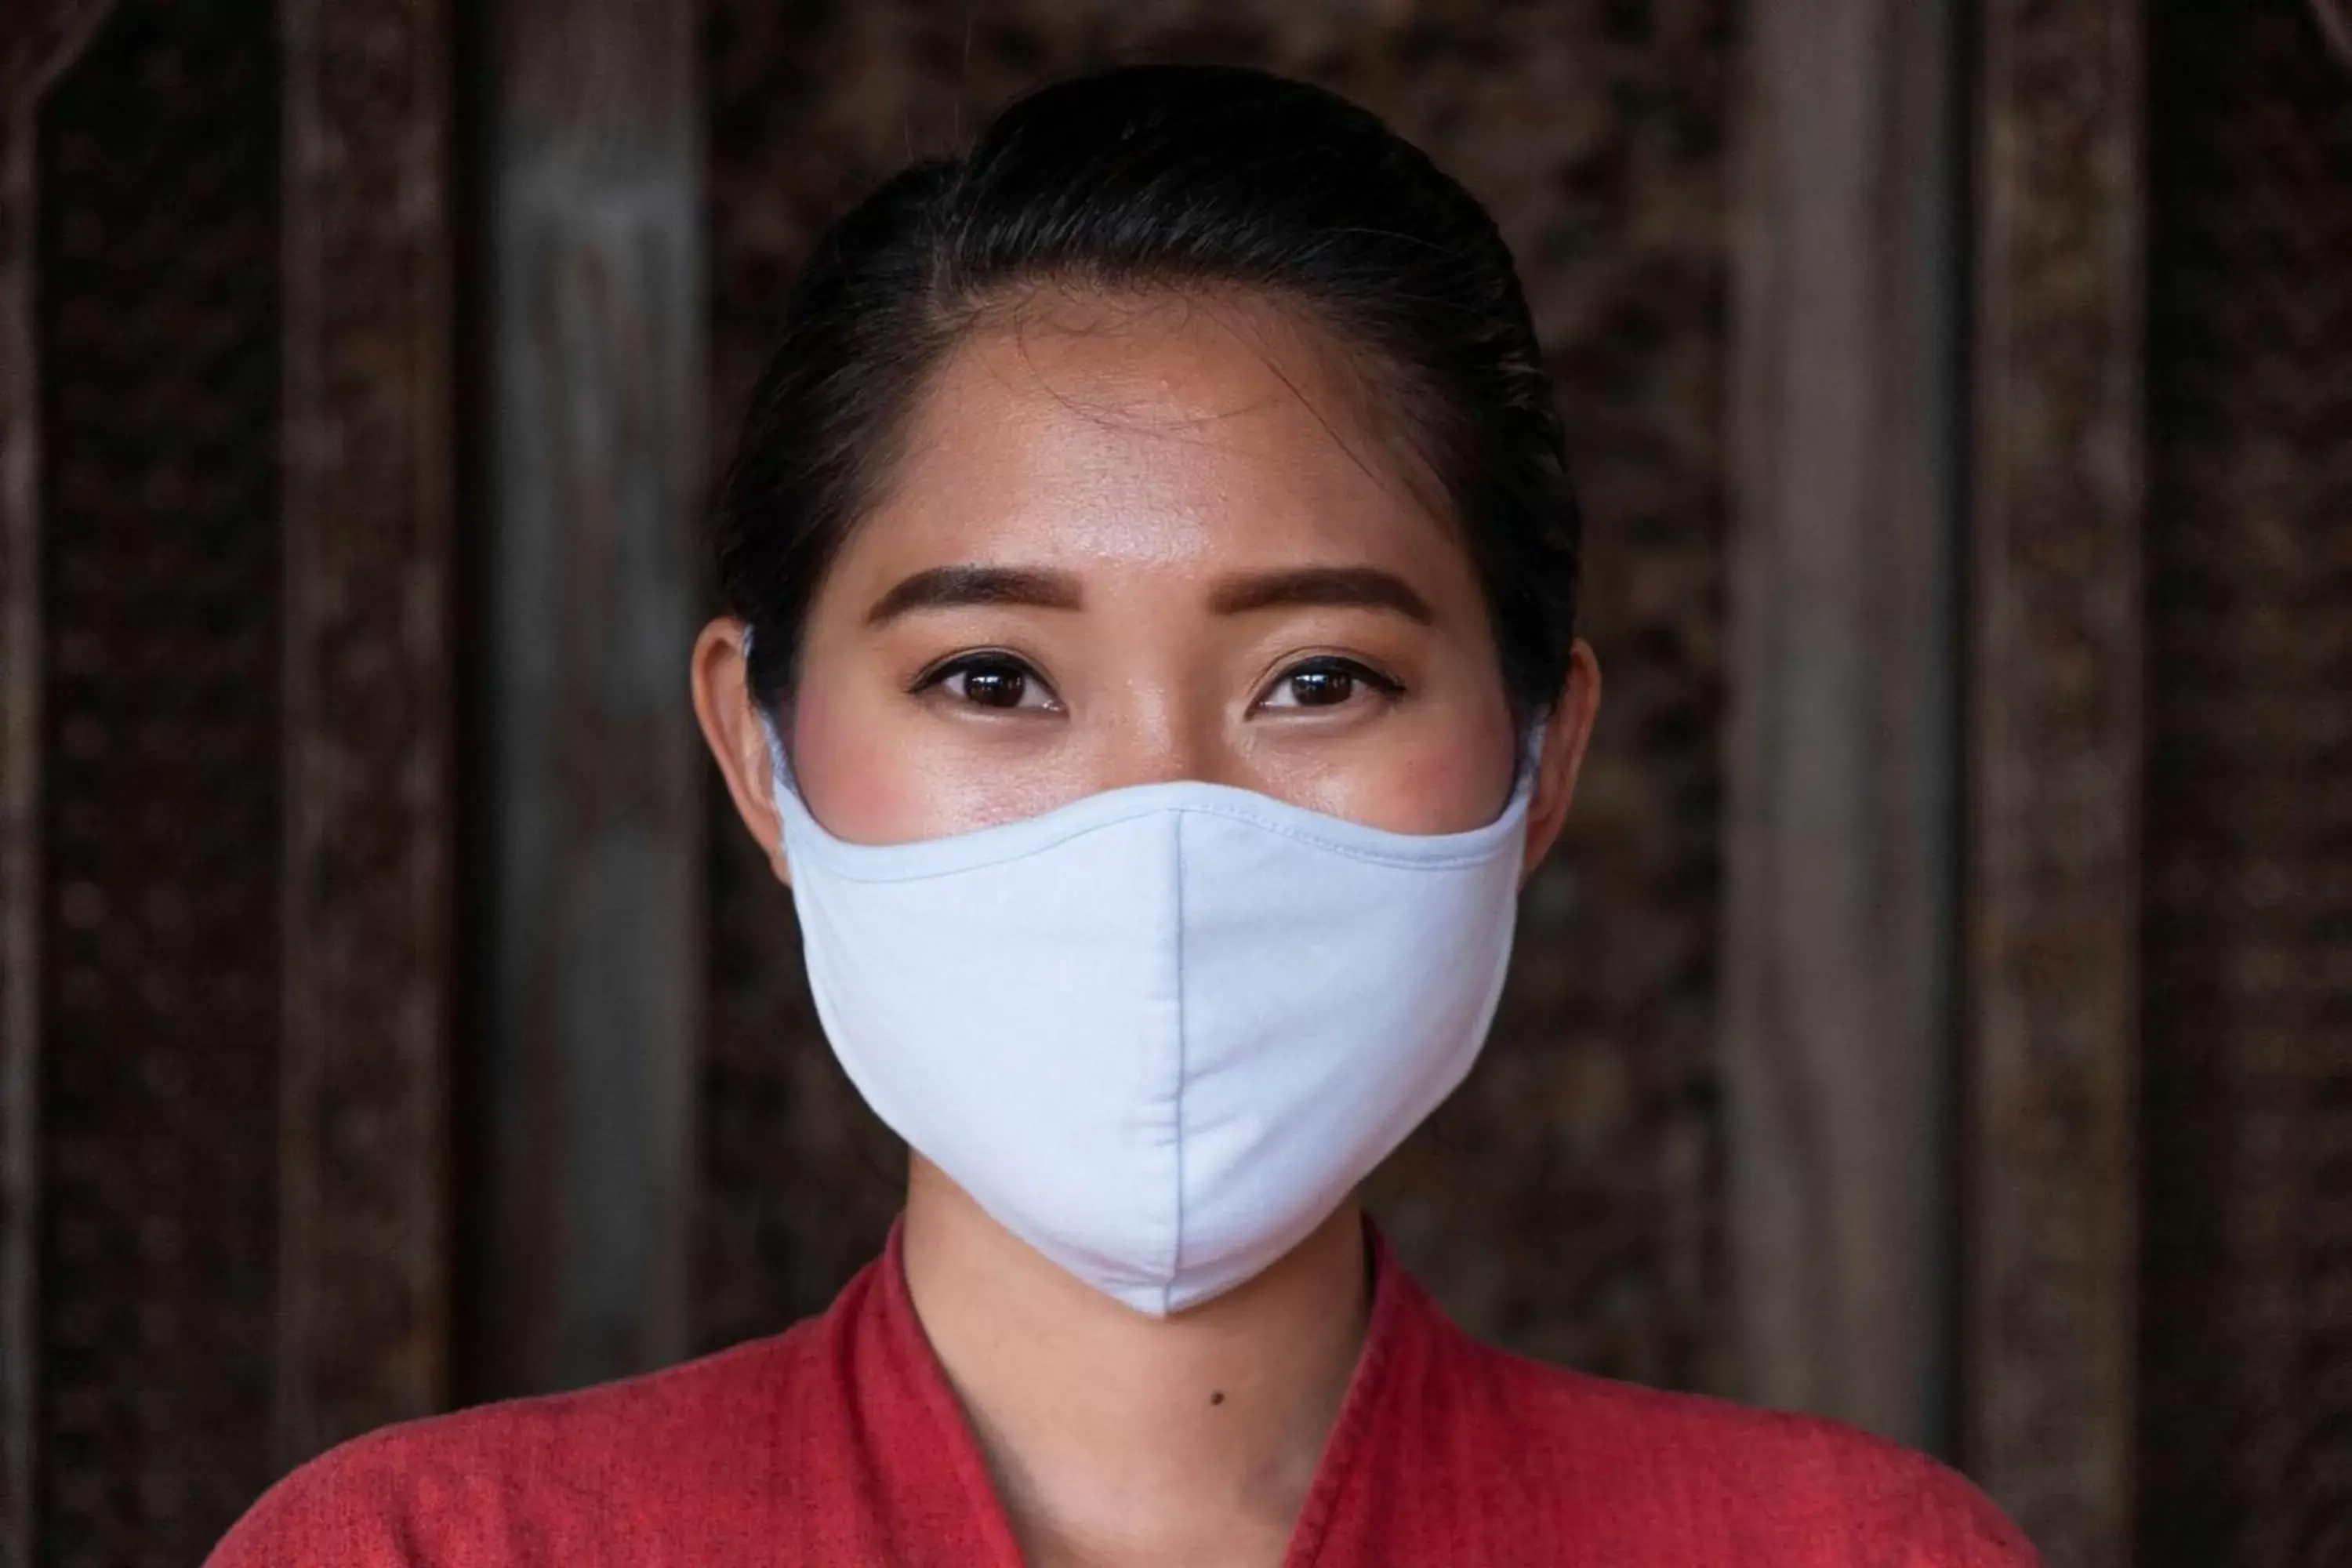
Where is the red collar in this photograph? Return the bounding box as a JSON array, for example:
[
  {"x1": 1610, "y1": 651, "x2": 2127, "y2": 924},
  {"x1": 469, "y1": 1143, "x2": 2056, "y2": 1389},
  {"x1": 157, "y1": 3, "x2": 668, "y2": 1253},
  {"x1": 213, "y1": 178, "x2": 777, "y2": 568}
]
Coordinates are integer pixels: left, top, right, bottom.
[{"x1": 853, "y1": 1206, "x2": 1428, "y2": 1567}]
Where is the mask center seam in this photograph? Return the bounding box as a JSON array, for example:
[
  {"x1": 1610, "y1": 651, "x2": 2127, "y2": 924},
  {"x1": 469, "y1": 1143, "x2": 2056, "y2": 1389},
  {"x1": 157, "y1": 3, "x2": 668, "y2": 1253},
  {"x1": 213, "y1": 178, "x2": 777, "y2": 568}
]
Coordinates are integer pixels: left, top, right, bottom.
[{"x1": 1170, "y1": 809, "x2": 1187, "y2": 1316}]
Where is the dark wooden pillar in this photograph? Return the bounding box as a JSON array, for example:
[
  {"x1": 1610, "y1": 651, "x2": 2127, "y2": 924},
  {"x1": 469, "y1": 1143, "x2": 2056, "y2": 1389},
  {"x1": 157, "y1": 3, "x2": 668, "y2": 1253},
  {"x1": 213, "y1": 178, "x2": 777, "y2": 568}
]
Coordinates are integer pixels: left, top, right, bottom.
[
  {"x1": 469, "y1": 0, "x2": 703, "y2": 1401},
  {"x1": 1725, "y1": 0, "x2": 1965, "y2": 1457}
]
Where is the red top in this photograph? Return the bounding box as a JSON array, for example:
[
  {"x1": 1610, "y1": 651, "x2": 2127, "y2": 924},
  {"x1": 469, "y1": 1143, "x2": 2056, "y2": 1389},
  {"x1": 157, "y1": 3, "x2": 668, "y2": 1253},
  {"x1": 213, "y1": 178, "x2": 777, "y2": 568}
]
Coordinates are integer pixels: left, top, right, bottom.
[{"x1": 207, "y1": 1214, "x2": 2038, "y2": 1566}]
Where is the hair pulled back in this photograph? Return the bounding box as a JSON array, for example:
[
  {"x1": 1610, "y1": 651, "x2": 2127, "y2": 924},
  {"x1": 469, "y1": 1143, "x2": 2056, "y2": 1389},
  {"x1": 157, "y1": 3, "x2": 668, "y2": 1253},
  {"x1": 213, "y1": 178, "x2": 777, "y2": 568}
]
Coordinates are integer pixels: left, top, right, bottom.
[{"x1": 712, "y1": 62, "x2": 1581, "y2": 731}]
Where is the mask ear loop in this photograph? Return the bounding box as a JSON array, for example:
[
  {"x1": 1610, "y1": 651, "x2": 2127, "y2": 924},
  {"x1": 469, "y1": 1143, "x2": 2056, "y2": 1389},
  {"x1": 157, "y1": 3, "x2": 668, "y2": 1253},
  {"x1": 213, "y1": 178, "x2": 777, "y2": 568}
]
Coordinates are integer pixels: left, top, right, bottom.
[
  {"x1": 740, "y1": 624, "x2": 803, "y2": 818},
  {"x1": 1512, "y1": 710, "x2": 1552, "y2": 808},
  {"x1": 757, "y1": 709, "x2": 796, "y2": 811}
]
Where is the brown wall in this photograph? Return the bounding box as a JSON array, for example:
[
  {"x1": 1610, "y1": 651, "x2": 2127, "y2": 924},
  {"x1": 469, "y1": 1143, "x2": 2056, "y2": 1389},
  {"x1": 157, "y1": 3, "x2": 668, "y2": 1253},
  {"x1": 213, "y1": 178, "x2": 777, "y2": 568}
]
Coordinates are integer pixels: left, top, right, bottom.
[{"x1": 3, "y1": 2, "x2": 2350, "y2": 1566}]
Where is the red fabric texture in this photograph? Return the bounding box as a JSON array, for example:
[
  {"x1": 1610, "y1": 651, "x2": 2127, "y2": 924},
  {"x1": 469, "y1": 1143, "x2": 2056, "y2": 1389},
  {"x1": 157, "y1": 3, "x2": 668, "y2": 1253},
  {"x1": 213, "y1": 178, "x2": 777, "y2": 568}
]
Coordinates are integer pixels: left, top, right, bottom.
[{"x1": 207, "y1": 1213, "x2": 2038, "y2": 1566}]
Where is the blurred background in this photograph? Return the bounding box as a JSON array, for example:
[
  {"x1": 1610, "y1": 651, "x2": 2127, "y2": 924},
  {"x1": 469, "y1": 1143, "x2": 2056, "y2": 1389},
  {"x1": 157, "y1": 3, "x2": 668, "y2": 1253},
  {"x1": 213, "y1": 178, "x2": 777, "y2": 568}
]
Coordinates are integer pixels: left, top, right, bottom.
[{"x1": 1, "y1": 0, "x2": 2346, "y2": 1564}]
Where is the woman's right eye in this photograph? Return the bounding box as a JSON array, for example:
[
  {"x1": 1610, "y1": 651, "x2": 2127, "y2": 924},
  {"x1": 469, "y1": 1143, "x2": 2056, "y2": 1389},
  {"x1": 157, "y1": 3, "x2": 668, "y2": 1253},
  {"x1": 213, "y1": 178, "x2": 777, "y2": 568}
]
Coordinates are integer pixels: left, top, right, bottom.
[{"x1": 912, "y1": 653, "x2": 1060, "y2": 712}]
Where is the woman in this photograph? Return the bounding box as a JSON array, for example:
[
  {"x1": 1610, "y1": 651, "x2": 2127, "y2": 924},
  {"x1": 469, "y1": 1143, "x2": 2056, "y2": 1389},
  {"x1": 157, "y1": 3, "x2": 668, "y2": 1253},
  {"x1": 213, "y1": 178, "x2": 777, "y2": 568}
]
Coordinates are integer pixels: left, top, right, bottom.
[{"x1": 209, "y1": 63, "x2": 2035, "y2": 1568}]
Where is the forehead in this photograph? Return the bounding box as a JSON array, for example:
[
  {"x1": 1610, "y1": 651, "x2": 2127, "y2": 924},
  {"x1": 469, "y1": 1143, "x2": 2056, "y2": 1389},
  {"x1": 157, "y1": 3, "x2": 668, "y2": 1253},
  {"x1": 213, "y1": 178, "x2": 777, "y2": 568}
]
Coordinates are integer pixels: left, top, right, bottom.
[{"x1": 846, "y1": 289, "x2": 1461, "y2": 579}]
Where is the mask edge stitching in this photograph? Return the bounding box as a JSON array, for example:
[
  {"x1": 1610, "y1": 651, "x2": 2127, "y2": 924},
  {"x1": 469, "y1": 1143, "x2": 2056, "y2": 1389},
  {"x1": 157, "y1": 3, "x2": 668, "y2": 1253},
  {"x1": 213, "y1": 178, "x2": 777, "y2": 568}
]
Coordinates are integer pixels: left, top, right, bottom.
[{"x1": 779, "y1": 792, "x2": 1536, "y2": 884}]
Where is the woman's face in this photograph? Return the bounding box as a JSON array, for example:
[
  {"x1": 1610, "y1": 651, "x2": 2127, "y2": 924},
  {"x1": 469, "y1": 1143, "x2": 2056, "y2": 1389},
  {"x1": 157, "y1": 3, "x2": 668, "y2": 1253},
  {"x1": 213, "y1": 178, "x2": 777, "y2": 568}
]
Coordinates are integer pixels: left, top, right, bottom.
[{"x1": 696, "y1": 289, "x2": 1599, "y2": 877}]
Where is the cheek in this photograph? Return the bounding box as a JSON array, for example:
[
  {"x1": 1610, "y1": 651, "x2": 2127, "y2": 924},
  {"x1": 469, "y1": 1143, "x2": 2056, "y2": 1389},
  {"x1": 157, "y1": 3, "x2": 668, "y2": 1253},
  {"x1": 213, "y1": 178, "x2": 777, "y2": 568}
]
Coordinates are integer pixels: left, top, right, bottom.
[
  {"x1": 786, "y1": 681, "x2": 926, "y2": 844},
  {"x1": 790, "y1": 672, "x2": 1031, "y2": 845},
  {"x1": 1325, "y1": 742, "x2": 1515, "y2": 835},
  {"x1": 1266, "y1": 673, "x2": 1521, "y2": 836}
]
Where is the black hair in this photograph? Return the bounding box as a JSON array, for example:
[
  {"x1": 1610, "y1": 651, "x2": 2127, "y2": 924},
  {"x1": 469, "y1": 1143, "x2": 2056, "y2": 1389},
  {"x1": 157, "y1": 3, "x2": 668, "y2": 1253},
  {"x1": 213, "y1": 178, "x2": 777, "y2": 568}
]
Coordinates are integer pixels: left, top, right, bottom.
[{"x1": 712, "y1": 62, "x2": 1581, "y2": 736}]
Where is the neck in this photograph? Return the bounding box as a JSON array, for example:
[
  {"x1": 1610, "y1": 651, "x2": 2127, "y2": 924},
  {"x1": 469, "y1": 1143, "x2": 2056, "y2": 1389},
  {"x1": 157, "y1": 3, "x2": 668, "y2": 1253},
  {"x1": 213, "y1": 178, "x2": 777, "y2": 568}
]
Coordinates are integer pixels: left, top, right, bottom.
[{"x1": 900, "y1": 1156, "x2": 1372, "y2": 1566}]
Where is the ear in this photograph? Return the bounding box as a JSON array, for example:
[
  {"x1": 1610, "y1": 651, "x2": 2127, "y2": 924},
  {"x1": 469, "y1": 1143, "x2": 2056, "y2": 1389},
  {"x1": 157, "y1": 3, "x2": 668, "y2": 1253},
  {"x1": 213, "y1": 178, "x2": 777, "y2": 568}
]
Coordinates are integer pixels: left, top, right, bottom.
[
  {"x1": 689, "y1": 616, "x2": 793, "y2": 887},
  {"x1": 1519, "y1": 637, "x2": 1602, "y2": 884}
]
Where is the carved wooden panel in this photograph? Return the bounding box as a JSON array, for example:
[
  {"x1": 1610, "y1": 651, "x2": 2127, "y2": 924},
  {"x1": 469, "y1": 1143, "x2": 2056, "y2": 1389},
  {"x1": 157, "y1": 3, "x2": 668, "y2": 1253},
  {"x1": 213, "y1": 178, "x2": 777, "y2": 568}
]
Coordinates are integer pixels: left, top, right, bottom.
[
  {"x1": 276, "y1": 0, "x2": 456, "y2": 1465},
  {"x1": 0, "y1": 1, "x2": 456, "y2": 1558},
  {"x1": 1, "y1": 6, "x2": 126, "y2": 1558},
  {"x1": 2138, "y1": 3, "x2": 2352, "y2": 1564},
  {"x1": 27, "y1": 7, "x2": 284, "y2": 1562},
  {"x1": 700, "y1": 0, "x2": 1736, "y2": 1397},
  {"x1": 1965, "y1": 1, "x2": 2144, "y2": 1563}
]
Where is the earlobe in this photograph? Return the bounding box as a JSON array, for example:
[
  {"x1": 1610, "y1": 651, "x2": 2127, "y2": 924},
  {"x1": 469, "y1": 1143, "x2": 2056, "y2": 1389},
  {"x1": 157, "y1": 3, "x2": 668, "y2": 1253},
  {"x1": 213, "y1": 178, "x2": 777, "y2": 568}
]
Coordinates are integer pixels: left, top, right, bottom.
[
  {"x1": 690, "y1": 615, "x2": 800, "y2": 872},
  {"x1": 1517, "y1": 639, "x2": 1602, "y2": 881}
]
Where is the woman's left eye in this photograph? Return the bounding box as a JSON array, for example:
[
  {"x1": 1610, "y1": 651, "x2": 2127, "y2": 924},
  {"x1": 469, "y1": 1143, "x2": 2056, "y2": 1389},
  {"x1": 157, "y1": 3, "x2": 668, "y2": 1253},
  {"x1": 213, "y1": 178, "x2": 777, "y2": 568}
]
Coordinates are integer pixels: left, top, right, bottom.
[
  {"x1": 1257, "y1": 658, "x2": 1405, "y2": 710},
  {"x1": 911, "y1": 652, "x2": 1062, "y2": 711}
]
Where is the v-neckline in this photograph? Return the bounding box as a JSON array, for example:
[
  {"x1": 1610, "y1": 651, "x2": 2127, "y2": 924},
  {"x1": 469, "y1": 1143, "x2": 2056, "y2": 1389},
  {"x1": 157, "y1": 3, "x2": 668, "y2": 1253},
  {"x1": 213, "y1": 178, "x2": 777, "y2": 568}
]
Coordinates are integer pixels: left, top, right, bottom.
[{"x1": 864, "y1": 1210, "x2": 1416, "y2": 1568}]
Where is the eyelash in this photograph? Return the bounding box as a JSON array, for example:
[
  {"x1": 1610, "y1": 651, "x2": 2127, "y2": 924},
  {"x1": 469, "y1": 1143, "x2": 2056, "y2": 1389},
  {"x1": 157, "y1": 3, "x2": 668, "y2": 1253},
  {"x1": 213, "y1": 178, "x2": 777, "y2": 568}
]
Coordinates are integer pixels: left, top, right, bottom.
[
  {"x1": 1261, "y1": 655, "x2": 1408, "y2": 710},
  {"x1": 906, "y1": 651, "x2": 1406, "y2": 713}
]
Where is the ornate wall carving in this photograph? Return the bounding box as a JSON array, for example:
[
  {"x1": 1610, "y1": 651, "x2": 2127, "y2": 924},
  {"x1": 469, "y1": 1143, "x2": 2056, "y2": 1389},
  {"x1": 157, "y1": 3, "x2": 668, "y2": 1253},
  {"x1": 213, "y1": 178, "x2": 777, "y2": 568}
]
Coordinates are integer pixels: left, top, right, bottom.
[
  {"x1": 2138, "y1": 3, "x2": 2352, "y2": 1563},
  {"x1": 0, "y1": 3, "x2": 456, "y2": 1558},
  {"x1": 276, "y1": 0, "x2": 456, "y2": 1465},
  {"x1": 27, "y1": 8, "x2": 284, "y2": 1561},
  {"x1": 1966, "y1": 2, "x2": 2144, "y2": 1562},
  {"x1": 2, "y1": 9, "x2": 125, "y2": 1559},
  {"x1": 699, "y1": 0, "x2": 1737, "y2": 1396}
]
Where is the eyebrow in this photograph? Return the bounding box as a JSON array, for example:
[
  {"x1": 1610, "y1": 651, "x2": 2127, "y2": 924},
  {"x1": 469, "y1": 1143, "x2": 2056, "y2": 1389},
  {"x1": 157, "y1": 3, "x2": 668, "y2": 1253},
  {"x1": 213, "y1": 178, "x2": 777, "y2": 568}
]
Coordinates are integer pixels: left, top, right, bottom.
[
  {"x1": 864, "y1": 563, "x2": 1436, "y2": 627},
  {"x1": 1207, "y1": 565, "x2": 1436, "y2": 625},
  {"x1": 864, "y1": 564, "x2": 1083, "y2": 626}
]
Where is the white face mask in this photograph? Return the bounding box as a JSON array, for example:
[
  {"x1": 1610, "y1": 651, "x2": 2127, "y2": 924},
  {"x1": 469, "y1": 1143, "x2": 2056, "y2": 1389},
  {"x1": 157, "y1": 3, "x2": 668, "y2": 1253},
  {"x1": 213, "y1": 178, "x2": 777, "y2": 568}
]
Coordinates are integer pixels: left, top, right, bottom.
[{"x1": 759, "y1": 712, "x2": 1542, "y2": 1316}]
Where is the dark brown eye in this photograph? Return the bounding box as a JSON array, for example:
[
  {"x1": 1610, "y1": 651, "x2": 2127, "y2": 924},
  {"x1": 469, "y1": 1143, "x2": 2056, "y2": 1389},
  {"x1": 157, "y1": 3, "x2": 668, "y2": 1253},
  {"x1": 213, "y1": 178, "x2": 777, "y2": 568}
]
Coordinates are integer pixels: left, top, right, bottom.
[
  {"x1": 1259, "y1": 657, "x2": 1403, "y2": 711},
  {"x1": 1287, "y1": 667, "x2": 1354, "y2": 706},
  {"x1": 960, "y1": 664, "x2": 1026, "y2": 707},
  {"x1": 916, "y1": 653, "x2": 1056, "y2": 711}
]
